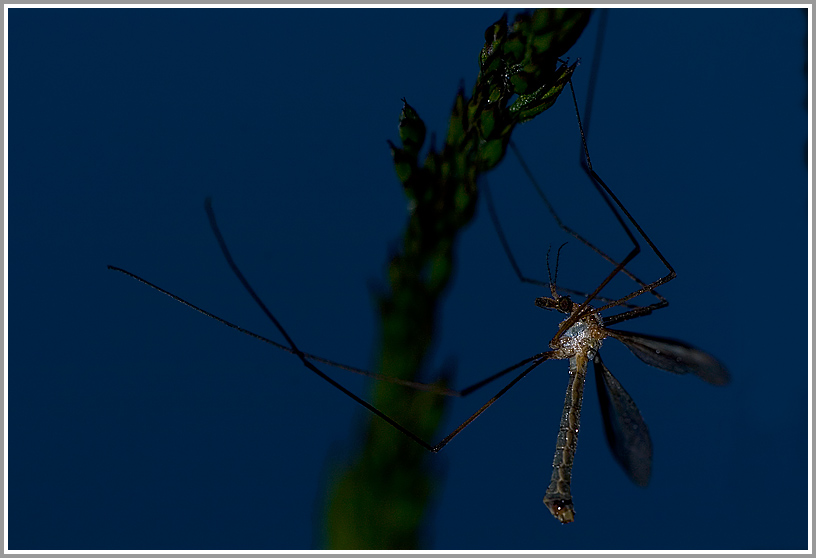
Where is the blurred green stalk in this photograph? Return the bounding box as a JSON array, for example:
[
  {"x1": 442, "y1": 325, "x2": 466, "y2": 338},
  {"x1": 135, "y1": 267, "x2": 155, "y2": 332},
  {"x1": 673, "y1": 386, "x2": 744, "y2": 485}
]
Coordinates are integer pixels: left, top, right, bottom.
[{"x1": 322, "y1": 9, "x2": 592, "y2": 549}]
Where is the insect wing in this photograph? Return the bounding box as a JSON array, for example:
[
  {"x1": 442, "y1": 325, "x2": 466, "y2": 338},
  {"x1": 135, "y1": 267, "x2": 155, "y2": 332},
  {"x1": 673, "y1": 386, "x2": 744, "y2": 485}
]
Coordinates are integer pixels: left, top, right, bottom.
[
  {"x1": 593, "y1": 352, "x2": 652, "y2": 487},
  {"x1": 607, "y1": 329, "x2": 730, "y2": 386}
]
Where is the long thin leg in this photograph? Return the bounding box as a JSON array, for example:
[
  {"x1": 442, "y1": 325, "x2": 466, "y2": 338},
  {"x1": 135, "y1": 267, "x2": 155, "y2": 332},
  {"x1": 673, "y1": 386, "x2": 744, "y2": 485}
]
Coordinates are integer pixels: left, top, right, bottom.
[
  {"x1": 541, "y1": 85, "x2": 666, "y2": 340},
  {"x1": 430, "y1": 357, "x2": 550, "y2": 452},
  {"x1": 565, "y1": 79, "x2": 677, "y2": 325},
  {"x1": 578, "y1": 8, "x2": 608, "y2": 150},
  {"x1": 489, "y1": 14, "x2": 670, "y2": 323},
  {"x1": 116, "y1": 197, "x2": 563, "y2": 453},
  {"x1": 483, "y1": 179, "x2": 639, "y2": 309},
  {"x1": 204, "y1": 199, "x2": 564, "y2": 451},
  {"x1": 506, "y1": 140, "x2": 661, "y2": 302},
  {"x1": 516, "y1": 55, "x2": 679, "y2": 339},
  {"x1": 505, "y1": 10, "x2": 676, "y2": 335},
  {"x1": 109, "y1": 264, "x2": 546, "y2": 397},
  {"x1": 109, "y1": 260, "x2": 554, "y2": 453},
  {"x1": 498, "y1": 145, "x2": 657, "y2": 312},
  {"x1": 206, "y1": 197, "x2": 554, "y2": 397}
]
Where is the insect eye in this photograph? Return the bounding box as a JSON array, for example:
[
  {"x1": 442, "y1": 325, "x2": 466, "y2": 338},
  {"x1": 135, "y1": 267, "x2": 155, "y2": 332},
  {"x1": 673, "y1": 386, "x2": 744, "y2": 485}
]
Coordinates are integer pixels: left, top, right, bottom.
[{"x1": 558, "y1": 296, "x2": 572, "y2": 312}]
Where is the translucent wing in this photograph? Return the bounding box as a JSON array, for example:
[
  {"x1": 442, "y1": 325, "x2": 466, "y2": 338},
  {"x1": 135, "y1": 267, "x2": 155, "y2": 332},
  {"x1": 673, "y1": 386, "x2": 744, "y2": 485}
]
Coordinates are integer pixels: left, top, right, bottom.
[
  {"x1": 606, "y1": 329, "x2": 730, "y2": 386},
  {"x1": 593, "y1": 352, "x2": 652, "y2": 487}
]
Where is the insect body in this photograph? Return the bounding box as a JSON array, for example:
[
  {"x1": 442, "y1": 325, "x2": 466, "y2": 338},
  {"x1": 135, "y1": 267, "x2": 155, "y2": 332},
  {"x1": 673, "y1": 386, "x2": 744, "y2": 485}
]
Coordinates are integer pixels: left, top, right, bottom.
[
  {"x1": 538, "y1": 293, "x2": 605, "y2": 523},
  {"x1": 526, "y1": 284, "x2": 728, "y2": 523}
]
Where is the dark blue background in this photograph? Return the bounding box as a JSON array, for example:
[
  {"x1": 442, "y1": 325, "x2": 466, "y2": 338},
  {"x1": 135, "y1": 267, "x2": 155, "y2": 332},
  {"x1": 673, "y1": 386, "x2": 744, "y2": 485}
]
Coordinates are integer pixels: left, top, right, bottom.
[{"x1": 10, "y1": 7, "x2": 808, "y2": 550}]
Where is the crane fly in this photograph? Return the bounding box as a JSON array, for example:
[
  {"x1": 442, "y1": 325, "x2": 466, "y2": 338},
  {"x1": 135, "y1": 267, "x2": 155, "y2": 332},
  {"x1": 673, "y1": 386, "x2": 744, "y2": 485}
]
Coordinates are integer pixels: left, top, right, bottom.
[
  {"x1": 108, "y1": 14, "x2": 730, "y2": 524},
  {"x1": 488, "y1": 242, "x2": 730, "y2": 523},
  {"x1": 472, "y1": 13, "x2": 729, "y2": 520}
]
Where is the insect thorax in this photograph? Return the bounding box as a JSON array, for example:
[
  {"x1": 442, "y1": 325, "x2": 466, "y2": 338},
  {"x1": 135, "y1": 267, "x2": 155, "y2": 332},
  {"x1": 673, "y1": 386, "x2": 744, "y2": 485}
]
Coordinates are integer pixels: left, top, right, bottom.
[{"x1": 550, "y1": 305, "x2": 604, "y2": 360}]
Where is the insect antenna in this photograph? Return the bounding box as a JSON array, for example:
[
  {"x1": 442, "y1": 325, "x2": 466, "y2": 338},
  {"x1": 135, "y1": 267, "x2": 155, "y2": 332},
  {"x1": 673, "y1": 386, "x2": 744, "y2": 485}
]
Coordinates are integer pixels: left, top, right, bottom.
[
  {"x1": 552, "y1": 242, "x2": 569, "y2": 287},
  {"x1": 544, "y1": 241, "x2": 570, "y2": 300}
]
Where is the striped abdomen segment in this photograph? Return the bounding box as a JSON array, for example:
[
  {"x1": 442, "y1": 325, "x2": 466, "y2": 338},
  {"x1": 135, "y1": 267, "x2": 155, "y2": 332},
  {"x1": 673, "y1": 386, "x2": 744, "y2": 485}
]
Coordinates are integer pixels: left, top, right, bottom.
[{"x1": 543, "y1": 353, "x2": 589, "y2": 523}]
